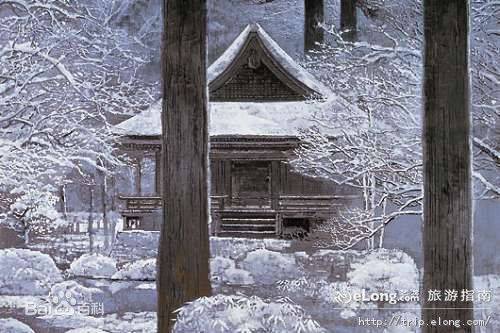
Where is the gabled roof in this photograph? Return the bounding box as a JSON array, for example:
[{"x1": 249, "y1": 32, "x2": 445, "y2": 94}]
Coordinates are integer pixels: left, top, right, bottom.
[
  {"x1": 207, "y1": 23, "x2": 332, "y2": 99},
  {"x1": 114, "y1": 24, "x2": 340, "y2": 138}
]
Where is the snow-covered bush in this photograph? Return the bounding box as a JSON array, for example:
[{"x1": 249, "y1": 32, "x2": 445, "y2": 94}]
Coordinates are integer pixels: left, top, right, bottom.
[
  {"x1": 222, "y1": 268, "x2": 255, "y2": 285},
  {"x1": 0, "y1": 318, "x2": 34, "y2": 333},
  {"x1": 68, "y1": 254, "x2": 117, "y2": 278},
  {"x1": 112, "y1": 258, "x2": 156, "y2": 280},
  {"x1": 241, "y1": 249, "x2": 302, "y2": 284},
  {"x1": 348, "y1": 250, "x2": 419, "y2": 293},
  {"x1": 210, "y1": 238, "x2": 290, "y2": 260},
  {"x1": 0, "y1": 249, "x2": 62, "y2": 295},
  {"x1": 277, "y1": 277, "x2": 321, "y2": 298},
  {"x1": 50, "y1": 281, "x2": 104, "y2": 305},
  {"x1": 8, "y1": 188, "x2": 66, "y2": 244},
  {"x1": 173, "y1": 294, "x2": 325, "y2": 333},
  {"x1": 211, "y1": 256, "x2": 236, "y2": 276}
]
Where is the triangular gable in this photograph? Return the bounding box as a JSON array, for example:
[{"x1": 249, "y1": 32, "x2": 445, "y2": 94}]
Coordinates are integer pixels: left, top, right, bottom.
[{"x1": 208, "y1": 24, "x2": 331, "y2": 102}]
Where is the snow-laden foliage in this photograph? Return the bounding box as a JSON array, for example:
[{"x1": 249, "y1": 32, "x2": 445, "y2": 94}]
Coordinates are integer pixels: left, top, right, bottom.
[
  {"x1": 277, "y1": 250, "x2": 419, "y2": 318},
  {"x1": 173, "y1": 294, "x2": 325, "y2": 333},
  {"x1": 0, "y1": 249, "x2": 62, "y2": 295},
  {"x1": 68, "y1": 253, "x2": 117, "y2": 278},
  {"x1": 0, "y1": 0, "x2": 156, "y2": 226},
  {"x1": 294, "y1": 0, "x2": 500, "y2": 249},
  {"x1": 112, "y1": 258, "x2": 156, "y2": 280},
  {"x1": 347, "y1": 250, "x2": 418, "y2": 293},
  {"x1": 0, "y1": 318, "x2": 35, "y2": 333},
  {"x1": 8, "y1": 187, "x2": 66, "y2": 244},
  {"x1": 240, "y1": 249, "x2": 302, "y2": 285}
]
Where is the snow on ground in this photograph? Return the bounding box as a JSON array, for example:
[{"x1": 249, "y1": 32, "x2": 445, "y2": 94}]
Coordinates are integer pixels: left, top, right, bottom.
[
  {"x1": 68, "y1": 254, "x2": 117, "y2": 278},
  {"x1": 3, "y1": 237, "x2": 500, "y2": 333},
  {"x1": 0, "y1": 318, "x2": 35, "y2": 333},
  {"x1": 112, "y1": 258, "x2": 156, "y2": 281},
  {"x1": 50, "y1": 281, "x2": 105, "y2": 305},
  {"x1": 28, "y1": 233, "x2": 108, "y2": 267},
  {"x1": 240, "y1": 248, "x2": 302, "y2": 284},
  {"x1": 39, "y1": 311, "x2": 156, "y2": 333},
  {"x1": 65, "y1": 328, "x2": 109, "y2": 333},
  {"x1": 0, "y1": 249, "x2": 63, "y2": 295}
]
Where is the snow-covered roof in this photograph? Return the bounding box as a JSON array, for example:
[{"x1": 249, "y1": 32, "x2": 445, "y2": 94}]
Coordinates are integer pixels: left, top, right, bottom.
[
  {"x1": 113, "y1": 98, "x2": 342, "y2": 137},
  {"x1": 208, "y1": 23, "x2": 331, "y2": 98},
  {"x1": 114, "y1": 24, "x2": 339, "y2": 138}
]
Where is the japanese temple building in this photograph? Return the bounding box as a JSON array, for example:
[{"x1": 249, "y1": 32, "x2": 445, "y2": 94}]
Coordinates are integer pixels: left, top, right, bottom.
[{"x1": 113, "y1": 23, "x2": 356, "y2": 238}]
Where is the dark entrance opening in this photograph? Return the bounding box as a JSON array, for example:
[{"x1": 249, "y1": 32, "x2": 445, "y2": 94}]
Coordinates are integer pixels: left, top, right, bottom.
[
  {"x1": 230, "y1": 161, "x2": 271, "y2": 208},
  {"x1": 282, "y1": 217, "x2": 310, "y2": 239}
]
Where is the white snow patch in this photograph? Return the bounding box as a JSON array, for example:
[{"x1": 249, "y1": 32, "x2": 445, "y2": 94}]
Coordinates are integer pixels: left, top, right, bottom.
[
  {"x1": 112, "y1": 258, "x2": 156, "y2": 280},
  {"x1": 0, "y1": 249, "x2": 62, "y2": 295},
  {"x1": 114, "y1": 99, "x2": 341, "y2": 137},
  {"x1": 65, "y1": 329, "x2": 109, "y2": 333},
  {"x1": 347, "y1": 250, "x2": 419, "y2": 293},
  {"x1": 210, "y1": 256, "x2": 236, "y2": 276},
  {"x1": 68, "y1": 254, "x2": 117, "y2": 278},
  {"x1": 0, "y1": 318, "x2": 34, "y2": 333},
  {"x1": 50, "y1": 281, "x2": 104, "y2": 304},
  {"x1": 240, "y1": 249, "x2": 302, "y2": 284},
  {"x1": 39, "y1": 311, "x2": 156, "y2": 333},
  {"x1": 222, "y1": 268, "x2": 255, "y2": 285}
]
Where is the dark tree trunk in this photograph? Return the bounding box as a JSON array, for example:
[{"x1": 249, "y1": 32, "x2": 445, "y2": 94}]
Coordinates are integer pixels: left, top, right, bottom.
[
  {"x1": 59, "y1": 184, "x2": 68, "y2": 220},
  {"x1": 422, "y1": 1, "x2": 473, "y2": 332},
  {"x1": 340, "y1": 0, "x2": 357, "y2": 41},
  {"x1": 157, "y1": 0, "x2": 211, "y2": 332},
  {"x1": 101, "y1": 180, "x2": 109, "y2": 250},
  {"x1": 88, "y1": 186, "x2": 94, "y2": 253},
  {"x1": 304, "y1": 0, "x2": 324, "y2": 52}
]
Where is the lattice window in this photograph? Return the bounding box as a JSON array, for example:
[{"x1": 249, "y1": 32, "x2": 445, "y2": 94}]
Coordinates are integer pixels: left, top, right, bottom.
[{"x1": 210, "y1": 63, "x2": 304, "y2": 101}]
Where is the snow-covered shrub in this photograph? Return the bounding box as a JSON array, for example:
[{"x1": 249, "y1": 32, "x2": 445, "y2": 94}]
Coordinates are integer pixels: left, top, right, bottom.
[
  {"x1": 112, "y1": 258, "x2": 156, "y2": 280},
  {"x1": 347, "y1": 250, "x2": 418, "y2": 293},
  {"x1": 241, "y1": 249, "x2": 302, "y2": 284},
  {"x1": 210, "y1": 256, "x2": 253, "y2": 285},
  {"x1": 68, "y1": 254, "x2": 117, "y2": 278},
  {"x1": 210, "y1": 256, "x2": 236, "y2": 276},
  {"x1": 50, "y1": 281, "x2": 104, "y2": 305},
  {"x1": 277, "y1": 277, "x2": 321, "y2": 298},
  {"x1": 210, "y1": 238, "x2": 290, "y2": 260},
  {"x1": 173, "y1": 294, "x2": 325, "y2": 333},
  {"x1": 222, "y1": 268, "x2": 254, "y2": 285},
  {"x1": 8, "y1": 188, "x2": 66, "y2": 244},
  {"x1": 0, "y1": 318, "x2": 34, "y2": 333},
  {"x1": 0, "y1": 249, "x2": 62, "y2": 295}
]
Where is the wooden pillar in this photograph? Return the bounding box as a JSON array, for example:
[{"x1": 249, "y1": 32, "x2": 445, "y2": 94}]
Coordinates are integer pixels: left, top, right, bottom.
[
  {"x1": 134, "y1": 157, "x2": 142, "y2": 195},
  {"x1": 155, "y1": 150, "x2": 162, "y2": 195},
  {"x1": 224, "y1": 160, "x2": 232, "y2": 207},
  {"x1": 270, "y1": 161, "x2": 281, "y2": 210}
]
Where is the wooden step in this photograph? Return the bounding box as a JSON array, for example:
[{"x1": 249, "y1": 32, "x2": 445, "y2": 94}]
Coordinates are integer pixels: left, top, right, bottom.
[
  {"x1": 221, "y1": 224, "x2": 275, "y2": 232},
  {"x1": 221, "y1": 218, "x2": 275, "y2": 225},
  {"x1": 217, "y1": 230, "x2": 276, "y2": 238}
]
